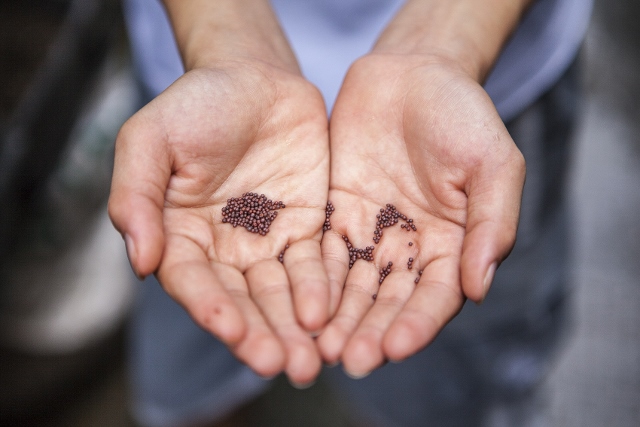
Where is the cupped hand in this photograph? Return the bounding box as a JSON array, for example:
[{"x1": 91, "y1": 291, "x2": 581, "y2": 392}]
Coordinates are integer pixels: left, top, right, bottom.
[
  {"x1": 318, "y1": 54, "x2": 525, "y2": 377},
  {"x1": 108, "y1": 61, "x2": 330, "y2": 385}
]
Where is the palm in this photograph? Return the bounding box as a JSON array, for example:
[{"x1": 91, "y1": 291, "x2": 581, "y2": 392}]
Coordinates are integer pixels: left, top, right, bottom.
[
  {"x1": 319, "y1": 54, "x2": 524, "y2": 376},
  {"x1": 110, "y1": 62, "x2": 330, "y2": 384}
]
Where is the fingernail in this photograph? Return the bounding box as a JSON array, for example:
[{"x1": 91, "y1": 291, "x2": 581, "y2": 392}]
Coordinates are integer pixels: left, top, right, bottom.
[
  {"x1": 289, "y1": 378, "x2": 316, "y2": 390},
  {"x1": 258, "y1": 373, "x2": 278, "y2": 381},
  {"x1": 481, "y1": 262, "x2": 497, "y2": 304},
  {"x1": 344, "y1": 367, "x2": 371, "y2": 380},
  {"x1": 308, "y1": 327, "x2": 324, "y2": 338},
  {"x1": 124, "y1": 234, "x2": 145, "y2": 280}
]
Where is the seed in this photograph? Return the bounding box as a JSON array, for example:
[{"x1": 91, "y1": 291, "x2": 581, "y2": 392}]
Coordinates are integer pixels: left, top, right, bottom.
[
  {"x1": 408, "y1": 242, "x2": 413, "y2": 246},
  {"x1": 221, "y1": 192, "x2": 285, "y2": 235},
  {"x1": 378, "y1": 261, "x2": 393, "y2": 284},
  {"x1": 323, "y1": 201, "x2": 335, "y2": 231},
  {"x1": 342, "y1": 235, "x2": 375, "y2": 269},
  {"x1": 372, "y1": 203, "x2": 416, "y2": 243},
  {"x1": 278, "y1": 244, "x2": 290, "y2": 263},
  {"x1": 414, "y1": 277, "x2": 419, "y2": 284},
  {"x1": 372, "y1": 293, "x2": 377, "y2": 300}
]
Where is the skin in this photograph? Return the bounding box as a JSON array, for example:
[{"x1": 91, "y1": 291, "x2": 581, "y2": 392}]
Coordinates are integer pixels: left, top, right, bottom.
[
  {"x1": 109, "y1": 0, "x2": 531, "y2": 384},
  {"x1": 109, "y1": 0, "x2": 330, "y2": 386},
  {"x1": 318, "y1": 0, "x2": 530, "y2": 377}
]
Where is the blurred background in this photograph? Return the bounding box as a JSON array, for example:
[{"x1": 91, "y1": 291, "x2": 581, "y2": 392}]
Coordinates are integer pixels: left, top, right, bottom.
[{"x1": 0, "y1": 0, "x2": 638, "y2": 425}]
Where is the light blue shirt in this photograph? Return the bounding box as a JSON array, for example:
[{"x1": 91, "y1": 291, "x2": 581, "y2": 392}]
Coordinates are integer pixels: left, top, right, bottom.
[{"x1": 123, "y1": 0, "x2": 593, "y2": 121}]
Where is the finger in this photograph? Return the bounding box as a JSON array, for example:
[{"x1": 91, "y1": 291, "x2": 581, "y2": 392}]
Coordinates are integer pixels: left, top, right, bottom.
[
  {"x1": 158, "y1": 234, "x2": 286, "y2": 378},
  {"x1": 382, "y1": 255, "x2": 464, "y2": 362},
  {"x1": 316, "y1": 261, "x2": 379, "y2": 365},
  {"x1": 341, "y1": 270, "x2": 416, "y2": 378},
  {"x1": 213, "y1": 263, "x2": 288, "y2": 378},
  {"x1": 157, "y1": 233, "x2": 247, "y2": 346},
  {"x1": 246, "y1": 259, "x2": 322, "y2": 386},
  {"x1": 460, "y1": 147, "x2": 525, "y2": 303},
  {"x1": 282, "y1": 239, "x2": 330, "y2": 334},
  {"x1": 108, "y1": 116, "x2": 170, "y2": 278},
  {"x1": 321, "y1": 229, "x2": 350, "y2": 318}
]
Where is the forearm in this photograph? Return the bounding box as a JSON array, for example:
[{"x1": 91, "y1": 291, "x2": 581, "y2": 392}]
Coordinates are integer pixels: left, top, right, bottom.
[
  {"x1": 162, "y1": 0, "x2": 299, "y2": 72},
  {"x1": 374, "y1": 0, "x2": 534, "y2": 82}
]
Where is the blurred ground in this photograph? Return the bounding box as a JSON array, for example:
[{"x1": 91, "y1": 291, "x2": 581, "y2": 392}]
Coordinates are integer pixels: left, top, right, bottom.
[{"x1": 1, "y1": 0, "x2": 639, "y2": 426}]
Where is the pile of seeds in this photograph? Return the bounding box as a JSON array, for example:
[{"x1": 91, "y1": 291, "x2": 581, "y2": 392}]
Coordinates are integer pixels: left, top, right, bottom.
[
  {"x1": 379, "y1": 261, "x2": 393, "y2": 284},
  {"x1": 342, "y1": 235, "x2": 374, "y2": 269},
  {"x1": 400, "y1": 219, "x2": 417, "y2": 232},
  {"x1": 278, "y1": 244, "x2": 290, "y2": 263},
  {"x1": 407, "y1": 257, "x2": 414, "y2": 270},
  {"x1": 323, "y1": 201, "x2": 335, "y2": 231},
  {"x1": 373, "y1": 204, "x2": 415, "y2": 244},
  {"x1": 221, "y1": 192, "x2": 285, "y2": 235}
]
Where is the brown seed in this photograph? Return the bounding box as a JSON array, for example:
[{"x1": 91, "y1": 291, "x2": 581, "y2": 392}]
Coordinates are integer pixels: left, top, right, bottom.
[
  {"x1": 221, "y1": 192, "x2": 285, "y2": 236},
  {"x1": 323, "y1": 201, "x2": 335, "y2": 231},
  {"x1": 343, "y1": 235, "x2": 375, "y2": 269},
  {"x1": 372, "y1": 203, "x2": 416, "y2": 243},
  {"x1": 372, "y1": 293, "x2": 377, "y2": 300},
  {"x1": 378, "y1": 261, "x2": 393, "y2": 284}
]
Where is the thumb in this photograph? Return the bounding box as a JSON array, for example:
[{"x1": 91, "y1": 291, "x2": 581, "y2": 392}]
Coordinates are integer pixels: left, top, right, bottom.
[
  {"x1": 108, "y1": 115, "x2": 170, "y2": 279},
  {"x1": 460, "y1": 146, "x2": 525, "y2": 303}
]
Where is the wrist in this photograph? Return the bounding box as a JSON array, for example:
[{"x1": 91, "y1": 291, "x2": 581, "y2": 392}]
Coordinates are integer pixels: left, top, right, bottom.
[
  {"x1": 373, "y1": 0, "x2": 533, "y2": 82},
  {"x1": 162, "y1": 0, "x2": 299, "y2": 73}
]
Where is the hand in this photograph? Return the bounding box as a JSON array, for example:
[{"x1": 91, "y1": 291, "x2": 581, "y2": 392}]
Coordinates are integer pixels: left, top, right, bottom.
[
  {"x1": 108, "y1": 61, "x2": 330, "y2": 385},
  {"x1": 318, "y1": 54, "x2": 525, "y2": 377}
]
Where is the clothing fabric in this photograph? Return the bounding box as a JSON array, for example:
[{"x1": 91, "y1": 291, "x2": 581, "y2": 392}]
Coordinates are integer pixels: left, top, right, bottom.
[
  {"x1": 123, "y1": 0, "x2": 592, "y2": 120},
  {"x1": 122, "y1": 0, "x2": 592, "y2": 425}
]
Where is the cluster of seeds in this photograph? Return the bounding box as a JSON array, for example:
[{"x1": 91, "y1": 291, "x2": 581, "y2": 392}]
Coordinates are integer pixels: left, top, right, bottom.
[
  {"x1": 414, "y1": 269, "x2": 423, "y2": 284},
  {"x1": 400, "y1": 219, "x2": 417, "y2": 232},
  {"x1": 278, "y1": 244, "x2": 290, "y2": 263},
  {"x1": 373, "y1": 204, "x2": 415, "y2": 243},
  {"x1": 221, "y1": 193, "x2": 285, "y2": 235},
  {"x1": 379, "y1": 261, "x2": 393, "y2": 284},
  {"x1": 323, "y1": 201, "x2": 335, "y2": 231},
  {"x1": 407, "y1": 257, "x2": 414, "y2": 270},
  {"x1": 342, "y1": 235, "x2": 374, "y2": 269}
]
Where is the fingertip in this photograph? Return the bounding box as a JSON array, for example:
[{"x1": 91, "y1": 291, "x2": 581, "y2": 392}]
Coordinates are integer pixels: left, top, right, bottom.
[
  {"x1": 342, "y1": 336, "x2": 384, "y2": 378},
  {"x1": 316, "y1": 325, "x2": 346, "y2": 365},
  {"x1": 109, "y1": 192, "x2": 165, "y2": 278},
  {"x1": 297, "y1": 301, "x2": 329, "y2": 335},
  {"x1": 248, "y1": 335, "x2": 287, "y2": 379},
  {"x1": 285, "y1": 342, "x2": 322, "y2": 386},
  {"x1": 460, "y1": 221, "x2": 507, "y2": 303},
  {"x1": 382, "y1": 321, "x2": 417, "y2": 362}
]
